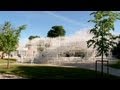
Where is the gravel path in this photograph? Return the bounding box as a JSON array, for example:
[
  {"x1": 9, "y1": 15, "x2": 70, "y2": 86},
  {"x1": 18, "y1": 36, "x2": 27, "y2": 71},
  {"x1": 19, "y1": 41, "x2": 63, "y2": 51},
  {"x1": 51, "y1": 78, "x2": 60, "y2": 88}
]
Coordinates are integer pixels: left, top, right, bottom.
[{"x1": 0, "y1": 74, "x2": 24, "y2": 79}]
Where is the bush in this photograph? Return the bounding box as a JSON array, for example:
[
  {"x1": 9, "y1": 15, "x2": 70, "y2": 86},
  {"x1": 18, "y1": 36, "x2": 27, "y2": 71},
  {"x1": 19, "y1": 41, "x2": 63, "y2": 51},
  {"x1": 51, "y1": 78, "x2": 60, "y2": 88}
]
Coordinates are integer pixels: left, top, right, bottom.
[
  {"x1": 75, "y1": 52, "x2": 85, "y2": 58},
  {"x1": 60, "y1": 50, "x2": 86, "y2": 58},
  {"x1": 38, "y1": 47, "x2": 44, "y2": 52},
  {"x1": 74, "y1": 50, "x2": 86, "y2": 58},
  {"x1": 45, "y1": 43, "x2": 50, "y2": 48}
]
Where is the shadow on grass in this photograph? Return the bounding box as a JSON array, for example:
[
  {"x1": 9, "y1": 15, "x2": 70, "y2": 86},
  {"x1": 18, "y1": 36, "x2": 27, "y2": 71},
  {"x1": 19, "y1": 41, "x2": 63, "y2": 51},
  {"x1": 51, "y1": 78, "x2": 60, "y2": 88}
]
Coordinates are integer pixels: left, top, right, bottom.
[{"x1": 10, "y1": 66, "x2": 119, "y2": 79}]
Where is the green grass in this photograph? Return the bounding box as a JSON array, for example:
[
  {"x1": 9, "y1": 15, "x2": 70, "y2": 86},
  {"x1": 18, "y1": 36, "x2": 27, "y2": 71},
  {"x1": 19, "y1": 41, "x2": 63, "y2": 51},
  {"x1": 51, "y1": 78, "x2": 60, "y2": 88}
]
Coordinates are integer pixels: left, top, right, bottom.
[
  {"x1": 0, "y1": 64, "x2": 119, "y2": 79},
  {"x1": 109, "y1": 60, "x2": 120, "y2": 69},
  {"x1": 0, "y1": 59, "x2": 16, "y2": 64}
]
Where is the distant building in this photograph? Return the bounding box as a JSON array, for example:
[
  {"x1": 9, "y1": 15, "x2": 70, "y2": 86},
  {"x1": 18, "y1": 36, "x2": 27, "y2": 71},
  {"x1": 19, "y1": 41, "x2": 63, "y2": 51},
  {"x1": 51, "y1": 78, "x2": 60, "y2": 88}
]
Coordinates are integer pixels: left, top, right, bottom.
[{"x1": 0, "y1": 30, "x2": 114, "y2": 64}]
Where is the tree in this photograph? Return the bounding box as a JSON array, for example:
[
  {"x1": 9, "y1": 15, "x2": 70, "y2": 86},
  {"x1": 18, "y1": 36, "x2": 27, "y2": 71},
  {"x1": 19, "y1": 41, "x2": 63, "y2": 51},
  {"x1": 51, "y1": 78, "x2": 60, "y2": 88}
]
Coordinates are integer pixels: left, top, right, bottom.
[
  {"x1": 0, "y1": 33, "x2": 5, "y2": 59},
  {"x1": 87, "y1": 11, "x2": 120, "y2": 76},
  {"x1": 47, "y1": 26, "x2": 66, "y2": 37},
  {"x1": 0, "y1": 22, "x2": 26, "y2": 68},
  {"x1": 28, "y1": 35, "x2": 40, "y2": 40}
]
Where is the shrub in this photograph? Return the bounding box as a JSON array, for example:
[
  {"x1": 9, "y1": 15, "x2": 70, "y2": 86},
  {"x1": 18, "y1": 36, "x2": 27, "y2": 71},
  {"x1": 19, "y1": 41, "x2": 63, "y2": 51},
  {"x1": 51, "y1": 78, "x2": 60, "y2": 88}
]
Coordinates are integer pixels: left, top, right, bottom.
[
  {"x1": 38, "y1": 47, "x2": 44, "y2": 52},
  {"x1": 60, "y1": 50, "x2": 86, "y2": 58},
  {"x1": 45, "y1": 43, "x2": 50, "y2": 48},
  {"x1": 74, "y1": 50, "x2": 86, "y2": 58}
]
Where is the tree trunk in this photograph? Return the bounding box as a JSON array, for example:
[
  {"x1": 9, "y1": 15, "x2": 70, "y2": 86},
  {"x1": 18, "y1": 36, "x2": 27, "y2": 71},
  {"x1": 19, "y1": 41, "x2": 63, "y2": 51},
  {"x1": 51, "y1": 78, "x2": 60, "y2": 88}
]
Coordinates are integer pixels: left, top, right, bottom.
[
  {"x1": 1, "y1": 52, "x2": 4, "y2": 59},
  {"x1": 101, "y1": 50, "x2": 104, "y2": 76},
  {"x1": 7, "y1": 54, "x2": 10, "y2": 69},
  {"x1": 101, "y1": 25, "x2": 104, "y2": 77}
]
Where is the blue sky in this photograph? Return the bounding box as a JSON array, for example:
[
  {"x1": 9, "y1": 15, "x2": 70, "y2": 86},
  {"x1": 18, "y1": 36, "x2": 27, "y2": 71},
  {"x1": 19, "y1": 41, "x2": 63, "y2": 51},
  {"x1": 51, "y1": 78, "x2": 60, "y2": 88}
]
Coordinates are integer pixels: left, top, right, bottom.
[{"x1": 0, "y1": 11, "x2": 120, "y2": 45}]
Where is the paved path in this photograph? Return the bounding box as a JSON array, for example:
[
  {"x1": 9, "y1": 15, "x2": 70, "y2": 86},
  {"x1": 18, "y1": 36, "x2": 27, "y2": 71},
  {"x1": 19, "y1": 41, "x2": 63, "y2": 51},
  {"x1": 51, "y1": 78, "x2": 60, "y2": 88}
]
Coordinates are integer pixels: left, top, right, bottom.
[
  {"x1": 59, "y1": 62, "x2": 120, "y2": 77},
  {"x1": 0, "y1": 74, "x2": 24, "y2": 79}
]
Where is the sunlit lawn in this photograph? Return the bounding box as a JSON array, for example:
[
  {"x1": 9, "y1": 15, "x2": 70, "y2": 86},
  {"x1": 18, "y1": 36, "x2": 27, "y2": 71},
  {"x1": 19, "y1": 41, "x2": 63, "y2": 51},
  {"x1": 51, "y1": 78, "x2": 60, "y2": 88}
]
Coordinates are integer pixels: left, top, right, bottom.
[
  {"x1": 0, "y1": 59, "x2": 119, "y2": 79},
  {"x1": 0, "y1": 59, "x2": 16, "y2": 64}
]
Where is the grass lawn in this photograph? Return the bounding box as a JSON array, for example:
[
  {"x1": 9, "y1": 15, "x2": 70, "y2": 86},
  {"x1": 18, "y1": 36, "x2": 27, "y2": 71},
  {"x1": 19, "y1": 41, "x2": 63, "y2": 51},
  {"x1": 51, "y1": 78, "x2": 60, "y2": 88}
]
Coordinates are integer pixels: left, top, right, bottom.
[
  {"x1": 0, "y1": 59, "x2": 119, "y2": 79},
  {"x1": 108, "y1": 60, "x2": 120, "y2": 69},
  {"x1": 0, "y1": 64, "x2": 119, "y2": 79},
  {"x1": 0, "y1": 59, "x2": 16, "y2": 64}
]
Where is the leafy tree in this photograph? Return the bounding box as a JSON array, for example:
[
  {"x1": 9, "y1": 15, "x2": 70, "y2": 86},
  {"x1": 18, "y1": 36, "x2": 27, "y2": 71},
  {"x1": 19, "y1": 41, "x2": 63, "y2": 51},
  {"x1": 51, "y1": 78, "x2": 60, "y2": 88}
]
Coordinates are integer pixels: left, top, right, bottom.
[
  {"x1": 87, "y1": 11, "x2": 120, "y2": 76},
  {"x1": 0, "y1": 22, "x2": 26, "y2": 68},
  {"x1": 47, "y1": 26, "x2": 66, "y2": 37},
  {"x1": 28, "y1": 35, "x2": 40, "y2": 40}
]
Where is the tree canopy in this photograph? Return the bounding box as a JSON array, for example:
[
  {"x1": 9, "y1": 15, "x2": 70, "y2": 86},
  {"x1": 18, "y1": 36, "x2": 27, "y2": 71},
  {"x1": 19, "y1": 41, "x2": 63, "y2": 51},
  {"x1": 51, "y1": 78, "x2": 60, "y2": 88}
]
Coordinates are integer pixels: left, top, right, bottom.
[
  {"x1": 87, "y1": 11, "x2": 120, "y2": 57},
  {"x1": 86, "y1": 11, "x2": 120, "y2": 76},
  {"x1": 47, "y1": 26, "x2": 66, "y2": 37},
  {"x1": 28, "y1": 35, "x2": 40, "y2": 40}
]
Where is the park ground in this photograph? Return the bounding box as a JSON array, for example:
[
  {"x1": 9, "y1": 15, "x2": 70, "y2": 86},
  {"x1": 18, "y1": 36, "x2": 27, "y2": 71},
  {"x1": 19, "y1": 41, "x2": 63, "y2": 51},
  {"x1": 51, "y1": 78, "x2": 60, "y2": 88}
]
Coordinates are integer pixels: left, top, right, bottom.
[{"x1": 0, "y1": 59, "x2": 120, "y2": 79}]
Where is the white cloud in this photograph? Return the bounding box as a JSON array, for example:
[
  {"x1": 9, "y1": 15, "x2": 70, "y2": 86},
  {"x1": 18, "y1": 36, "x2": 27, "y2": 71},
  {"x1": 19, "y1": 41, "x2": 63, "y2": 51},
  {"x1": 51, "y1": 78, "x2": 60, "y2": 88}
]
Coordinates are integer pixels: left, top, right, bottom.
[
  {"x1": 44, "y1": 11, "x2": 87, "y2": 26},
  {"x1": 61, "y1": 27, "x2": 93, "y2": 43}
]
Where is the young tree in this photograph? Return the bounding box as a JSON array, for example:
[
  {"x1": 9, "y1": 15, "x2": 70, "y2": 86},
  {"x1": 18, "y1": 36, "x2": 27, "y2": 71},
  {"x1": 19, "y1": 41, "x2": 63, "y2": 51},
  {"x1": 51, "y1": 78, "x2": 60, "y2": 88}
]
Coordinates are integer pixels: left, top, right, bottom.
[
  {"x1": 0, "y1": 22, "x2": 26, "y2": 68},
  {"x1": 87, "y1": 11, "x2": 120, "y2": 76},
  {"x1": 47, "y1": 26, "x2": 66, "y2": 37}
]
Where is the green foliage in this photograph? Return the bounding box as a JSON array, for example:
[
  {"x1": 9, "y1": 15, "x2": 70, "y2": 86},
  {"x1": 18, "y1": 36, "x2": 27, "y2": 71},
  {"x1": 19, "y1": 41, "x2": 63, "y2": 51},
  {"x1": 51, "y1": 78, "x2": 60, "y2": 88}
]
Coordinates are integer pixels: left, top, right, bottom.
[
  {"x1": 87, "y1": 11, "x2": 120, "y2": 57},
  {"x1": 47, "y1": 26, "x2": 66, "y2": 37},
  {"x1": 38, "y1": 47, "x2": 44, "y2": 52},
  {"x1": 61, "y1": 50, "x2": 86, "y2": 58},
  {"x1": 74, "y1": 51, "x2": 86, "y2": 58},
  {"x1": 0, "y1": 21, "x2": 26, "y2": 55},
  {"x1": 0, "y1": 21, "x2": 26, "y2": 68},
  {"x1": 28, "y1": 35, "x2": 40, "y2": 40}
]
